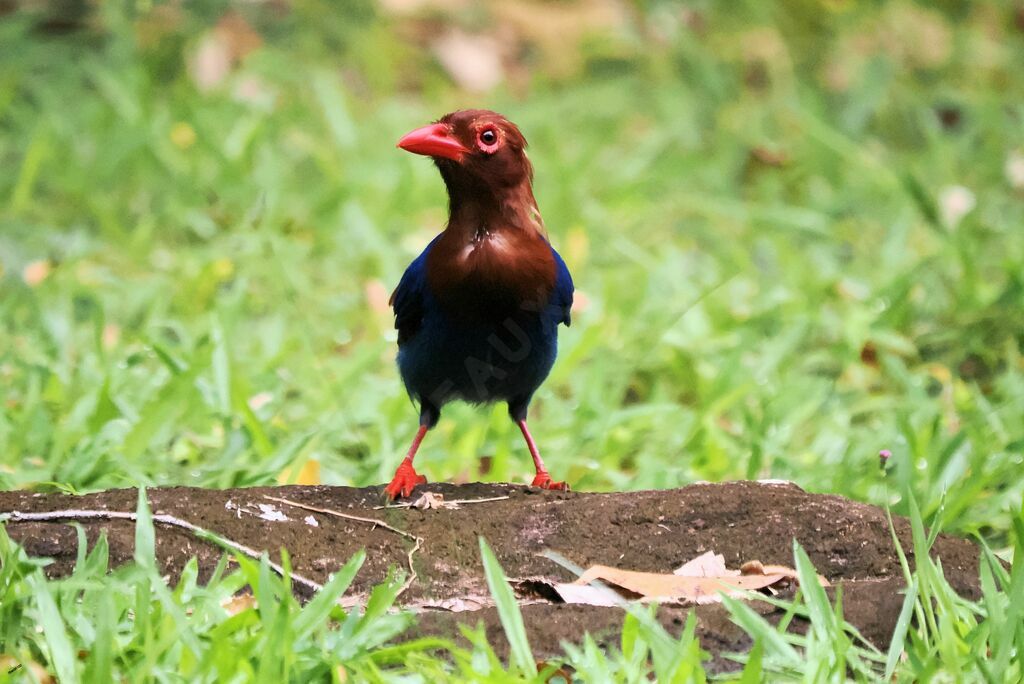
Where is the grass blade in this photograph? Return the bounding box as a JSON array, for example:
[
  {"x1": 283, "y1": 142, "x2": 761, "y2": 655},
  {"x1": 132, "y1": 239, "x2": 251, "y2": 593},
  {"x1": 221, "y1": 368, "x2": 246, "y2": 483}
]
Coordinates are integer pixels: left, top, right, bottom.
[
  {"x1": 28, "y1": 573, "x2": 78, "y2": 683},
  {"x1": 134, "y1": 487, "x2": 154, "y2": 569},
  {"x1": 294, "y1": 549, "x2": 365, "y2": 639},
  {"x1": 479, "y1": 536, "x2": 536, "y2": 676},
  {"x1": 884, "y1": 578, "x2": 918, "y2": 679}
]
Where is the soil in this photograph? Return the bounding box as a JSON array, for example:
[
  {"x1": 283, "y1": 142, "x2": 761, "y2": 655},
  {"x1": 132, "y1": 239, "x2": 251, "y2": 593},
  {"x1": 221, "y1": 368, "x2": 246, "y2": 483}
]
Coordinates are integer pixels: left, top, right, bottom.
[{"x1": 0, "y1": 481, "x2": 984, "y2": 673}]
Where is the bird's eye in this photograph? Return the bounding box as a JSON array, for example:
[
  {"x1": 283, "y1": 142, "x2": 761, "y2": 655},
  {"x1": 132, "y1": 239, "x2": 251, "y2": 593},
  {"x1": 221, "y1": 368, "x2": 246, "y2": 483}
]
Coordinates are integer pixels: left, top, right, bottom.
[{"x1": 479, "y1": 129, "x2": 498, "y2": 147}]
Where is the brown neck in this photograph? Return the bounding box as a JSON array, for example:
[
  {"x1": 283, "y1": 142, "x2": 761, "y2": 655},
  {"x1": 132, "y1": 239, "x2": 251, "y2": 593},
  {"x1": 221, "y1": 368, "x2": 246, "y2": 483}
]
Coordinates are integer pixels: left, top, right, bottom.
[
  {"x1": 438, "y1": 163, "x2": 545, "y2": 243},
  {"x1": 426, "y1": 169, "x2": 555, "y2": 319}
]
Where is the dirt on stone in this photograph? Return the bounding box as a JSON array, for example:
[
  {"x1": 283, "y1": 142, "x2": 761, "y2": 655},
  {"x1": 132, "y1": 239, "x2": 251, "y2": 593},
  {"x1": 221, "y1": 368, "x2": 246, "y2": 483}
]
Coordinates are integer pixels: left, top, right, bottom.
[{"x1": 0, "y1": 481, "x2": 984, "y2": 673}]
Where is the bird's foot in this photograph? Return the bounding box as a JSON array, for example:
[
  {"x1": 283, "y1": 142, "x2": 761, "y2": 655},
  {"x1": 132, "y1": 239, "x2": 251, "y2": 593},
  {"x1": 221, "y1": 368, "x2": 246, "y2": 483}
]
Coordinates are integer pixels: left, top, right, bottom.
[
  {"x1": 531, "y1": 472, "x2": 569, "y2": 491},
  {"x1": 384, "y1": 462, "x2": 427, "y2": 500}
]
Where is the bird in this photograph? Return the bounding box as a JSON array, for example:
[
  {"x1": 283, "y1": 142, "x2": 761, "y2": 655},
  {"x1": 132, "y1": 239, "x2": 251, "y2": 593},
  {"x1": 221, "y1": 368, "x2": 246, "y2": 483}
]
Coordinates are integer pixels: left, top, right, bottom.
[{"x1": 384, "y1": 109, "x2": 575, "y2": 500}]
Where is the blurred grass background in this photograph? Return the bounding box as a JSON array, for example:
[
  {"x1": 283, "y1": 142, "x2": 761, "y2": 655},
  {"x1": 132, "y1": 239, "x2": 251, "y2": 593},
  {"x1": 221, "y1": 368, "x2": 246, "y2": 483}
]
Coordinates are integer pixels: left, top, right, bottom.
[{"x1": 1, "y1": 0, "x2": 1023, "y2": 545}]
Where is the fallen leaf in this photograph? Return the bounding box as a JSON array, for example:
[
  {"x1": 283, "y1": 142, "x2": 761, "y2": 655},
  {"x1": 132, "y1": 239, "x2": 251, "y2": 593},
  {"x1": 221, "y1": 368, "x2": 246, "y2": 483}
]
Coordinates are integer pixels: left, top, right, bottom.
[
  {"x1": 540, "y1": 549, "x2": 831, "y2": 607},
  {"x1": 221, "y1": 593, "x2": 257, "y2": 615},
  {"x1": 674, "y1": 550, "x2": 734, "y2": 577},
  {"x1": 570, "y1": 564, "x2": 786, "y2": 604},
  {"x1": 551, "y1": 582, "x2": 623, "y2": 607},
  {"x1": 535, "y1": 660, "x2": 573, "y2": 681},
  {"x1": 407, "y1": 596, "x2": 490, "y2": 612},
  {"x1": 410, "y1": 491, "x2": 448, "y2": 510},
  {"x1": 741, "y1": 560, "x2": 830, "y2": 587}
]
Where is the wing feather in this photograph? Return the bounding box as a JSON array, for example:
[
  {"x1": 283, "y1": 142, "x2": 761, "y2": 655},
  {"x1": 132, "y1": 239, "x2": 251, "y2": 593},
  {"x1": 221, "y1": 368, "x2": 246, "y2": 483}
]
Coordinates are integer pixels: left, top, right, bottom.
[
  {"x1": 551, "y1": 246, "x2": 574, "y2": 327},
  {"x1": 390, "y1": 239, "x2": 437, "y2": 344}
]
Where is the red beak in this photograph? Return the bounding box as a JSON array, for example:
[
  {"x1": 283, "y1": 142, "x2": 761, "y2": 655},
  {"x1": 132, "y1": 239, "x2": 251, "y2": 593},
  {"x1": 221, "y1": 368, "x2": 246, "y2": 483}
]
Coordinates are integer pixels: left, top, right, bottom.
[{"x1": 397, "y1": 123, "x2": 469, "y2": 162}]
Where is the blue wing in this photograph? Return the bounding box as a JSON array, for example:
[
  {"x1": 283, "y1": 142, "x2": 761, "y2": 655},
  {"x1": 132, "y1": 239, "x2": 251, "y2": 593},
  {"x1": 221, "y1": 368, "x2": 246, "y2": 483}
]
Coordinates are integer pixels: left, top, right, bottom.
[
  {"x1": 551, "y1": 246, "x2": 574, "y2": 327},
  {"x1": 390, "y1": 236, "x2": 440, "y2": 345}
]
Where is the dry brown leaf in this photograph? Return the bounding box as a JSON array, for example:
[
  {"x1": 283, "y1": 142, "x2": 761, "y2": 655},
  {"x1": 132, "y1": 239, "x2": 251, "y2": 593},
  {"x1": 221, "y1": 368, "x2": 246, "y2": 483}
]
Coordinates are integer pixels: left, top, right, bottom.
[
  {"x1": 551, "y1": 582, "x2": 622, "y2": 607},
  {"x1": 408, "y1": 596, "x2": 490, "y2": 612},
  {"x1": 221, "y1": 594, "x2": 257, "y2": 615},
  {"x1": 572, "y1": 564, "x2": 786, "y2": 604},
  {"x1": 535, "y1": 660, "x2": 573, "y2": 681},
  {"x1": 674, "y1": 550, "x2": 735, "y2": 577},
  {"x1": 741, "y1": 560, "x2": 830, "y2": 587},
  {"x1": 542, "y1": 551, "x2": 830, "y2": 607},
  {"x1": 410, "y1": 491, "x2": 448, "y2": 510}
]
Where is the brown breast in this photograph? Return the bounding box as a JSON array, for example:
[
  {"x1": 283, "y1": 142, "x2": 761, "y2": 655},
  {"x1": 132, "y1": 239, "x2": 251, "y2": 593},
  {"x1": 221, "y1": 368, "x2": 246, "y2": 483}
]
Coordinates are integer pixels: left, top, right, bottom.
[{"x1": 425, "y1": 229, "x2": 556, "y2": 320}]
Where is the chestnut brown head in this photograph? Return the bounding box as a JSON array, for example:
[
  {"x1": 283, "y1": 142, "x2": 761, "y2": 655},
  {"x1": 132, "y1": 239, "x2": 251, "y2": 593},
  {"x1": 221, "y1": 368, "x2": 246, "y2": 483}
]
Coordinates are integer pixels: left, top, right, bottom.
[{"x1": 397, "y1": 110, "x2": 533, "y2": 194}]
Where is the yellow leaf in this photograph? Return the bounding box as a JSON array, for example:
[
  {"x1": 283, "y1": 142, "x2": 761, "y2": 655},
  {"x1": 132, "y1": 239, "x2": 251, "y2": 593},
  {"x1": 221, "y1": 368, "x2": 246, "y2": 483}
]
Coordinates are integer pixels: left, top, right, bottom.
[{"x1": 278, "y1": 459, "x2": 320, "y2": 485}]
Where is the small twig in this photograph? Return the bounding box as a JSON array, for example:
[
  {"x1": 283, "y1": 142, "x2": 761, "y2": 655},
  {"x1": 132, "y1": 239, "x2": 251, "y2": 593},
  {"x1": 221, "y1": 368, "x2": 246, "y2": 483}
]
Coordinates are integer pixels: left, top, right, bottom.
[
  {"x1": 371, "y1": 494, "x2": 511, "y2": 510},
  {"x1": 263, "y1": 496, "x2": 418, "y2": 541},
  {"x1": 399, "y1": 537, "x2": 423, "y2": 598},
  {"x1": 0, "y1": 508, "x2": 326, "y2": 595},
  {"x1": 264, "y1": 495, "x2": 424, "y2": 599}
]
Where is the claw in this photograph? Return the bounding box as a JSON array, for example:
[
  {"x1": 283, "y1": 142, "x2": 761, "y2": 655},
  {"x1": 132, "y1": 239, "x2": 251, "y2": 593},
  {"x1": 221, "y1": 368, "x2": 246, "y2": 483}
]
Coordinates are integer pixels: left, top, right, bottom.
[
  {"x1": 384, "y1": 462, "x2": 427, "y2": 500},
  {"x1": 531, "y1": 472, "x2": 569, "y2": 491}
]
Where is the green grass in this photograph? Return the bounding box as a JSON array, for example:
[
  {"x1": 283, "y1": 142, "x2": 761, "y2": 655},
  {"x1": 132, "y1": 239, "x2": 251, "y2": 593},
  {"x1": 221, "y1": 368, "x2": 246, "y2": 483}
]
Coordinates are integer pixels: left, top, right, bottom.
[
  {"x1": 2, "y1": 488, "x2": 1021, "y2": 681},
  {"x1": 1, "y1": 0, "x2": 1022, "y2": 680}
]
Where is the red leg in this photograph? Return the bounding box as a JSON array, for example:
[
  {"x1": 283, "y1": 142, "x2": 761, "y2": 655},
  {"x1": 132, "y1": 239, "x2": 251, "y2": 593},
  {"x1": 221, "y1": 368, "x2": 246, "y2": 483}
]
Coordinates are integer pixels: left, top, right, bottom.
[
  {"x1": 517, "y1": 419, "x2": 568, "y2": 491},
  {"x1": 384, "y1": 425, "x2": 429, "y2": 500}
]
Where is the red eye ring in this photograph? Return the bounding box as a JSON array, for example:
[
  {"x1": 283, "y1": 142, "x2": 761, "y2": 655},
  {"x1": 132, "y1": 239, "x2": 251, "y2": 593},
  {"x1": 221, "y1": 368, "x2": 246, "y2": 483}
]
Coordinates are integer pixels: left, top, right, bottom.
[{"x1": 478, "y1": 127, "x2": 499, "y2": 151}]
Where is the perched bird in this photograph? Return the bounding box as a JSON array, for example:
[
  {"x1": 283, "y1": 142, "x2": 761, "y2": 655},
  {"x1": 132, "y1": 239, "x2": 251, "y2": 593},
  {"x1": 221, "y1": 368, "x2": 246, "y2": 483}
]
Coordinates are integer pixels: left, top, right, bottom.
[{"x1": 385, "y1": 110, "x2": 574, "y2": 499}]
